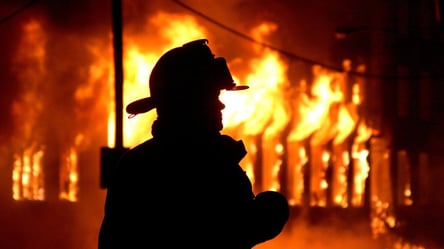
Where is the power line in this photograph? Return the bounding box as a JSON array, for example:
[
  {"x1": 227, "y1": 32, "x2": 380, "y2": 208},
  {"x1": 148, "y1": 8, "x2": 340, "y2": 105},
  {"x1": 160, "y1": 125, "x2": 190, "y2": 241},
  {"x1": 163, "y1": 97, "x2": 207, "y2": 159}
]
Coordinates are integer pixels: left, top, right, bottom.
[
  {"x1": 0, "y1": 0, "x2": 39, "y2": 25},
  {"x1": 172, "y1": 0, "x2": 444, "y2": 80},
  {"x1": 172, "y1": 0, "x2": 330, "y2": 68}
]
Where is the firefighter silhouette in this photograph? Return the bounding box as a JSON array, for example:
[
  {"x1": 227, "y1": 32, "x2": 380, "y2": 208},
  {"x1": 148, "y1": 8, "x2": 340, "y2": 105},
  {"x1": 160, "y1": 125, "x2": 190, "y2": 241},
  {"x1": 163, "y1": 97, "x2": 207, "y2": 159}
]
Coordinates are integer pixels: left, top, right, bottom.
[{"x1": 98, "y1": 39, "x2": 289, "y2": 249}]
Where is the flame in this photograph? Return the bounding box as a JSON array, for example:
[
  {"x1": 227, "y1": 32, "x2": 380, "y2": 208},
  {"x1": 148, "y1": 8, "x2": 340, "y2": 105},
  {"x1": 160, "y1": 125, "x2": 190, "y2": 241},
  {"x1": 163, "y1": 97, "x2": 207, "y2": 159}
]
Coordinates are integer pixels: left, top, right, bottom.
[
  {"x1": 12, "y1": 146, "x2": 45, "y2": 200},
  {"x1": 222, "y1": 22, "x2": 290, "y2": 136},
  {"x1": 222, "y1": 23, "x2": 290, "y2": 192},
  {"x1": 112, "y1": 12, "x2": 210, "y2": 148},
  {"x1": 59, "y1": 146, "x2": 79, "y2": 201},
  {"x1": 225, "y1": 51, "x2": 290, "y2": 136},
  {"x1": 11, "y1": 10, "x2": 385, "y2": 236},
  {"x1": 11, "y1": 19, "x2": 112, "y2": 201},
  {"x1": 110, "y1": 13, "x2": 375, "y2": 204},
  {"x1": 11, "y1": 20, "x2": 47, "y2": 201},
  {"x1": 4, "y1": 6, "x2": 432, "y2": 249},
  {"x1": 286, "y1": 143, "x2": 307, "y2": 205},
  {"x1": 11, "y1": 11, "x2": 376, "y2": 210}
]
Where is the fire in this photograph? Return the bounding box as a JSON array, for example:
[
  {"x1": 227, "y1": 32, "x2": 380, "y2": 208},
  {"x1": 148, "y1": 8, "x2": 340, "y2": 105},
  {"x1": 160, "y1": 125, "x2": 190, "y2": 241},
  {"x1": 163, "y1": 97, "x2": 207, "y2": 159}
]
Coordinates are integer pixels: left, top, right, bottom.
[
  {"x1": 11, "y1": 19, "x2": 47, "y2": 201},
  {"x1": 5, "y1": 5, "x2": 433, "y2": 249},
  {"x1": 105, "y1": 12, "x2": 374, "y2": 207},
  {"x1": 12, "y1": 146, "x2": 45, "y2": 200},
  {"x1": 10, "y1": 9, "x2": 373, "y2": 210},
  {"x1": 117, "y1": 12, "x2": 210, "y2": 147},
  {"x1": 59, "y1": 146, "x2": 79, "y2": 201},
  {"x1": 222, "y1": 23, "x2": 290, "y2": 190},
  {"x1": 11, "y1": 18, "x2": 111, "y2": 202},
  {"x1": 352, "y1": 122, "x2": 372, "y2": 206},
  {"x1": 120, "y1": 45, "x2": 157, "y2": 147}
]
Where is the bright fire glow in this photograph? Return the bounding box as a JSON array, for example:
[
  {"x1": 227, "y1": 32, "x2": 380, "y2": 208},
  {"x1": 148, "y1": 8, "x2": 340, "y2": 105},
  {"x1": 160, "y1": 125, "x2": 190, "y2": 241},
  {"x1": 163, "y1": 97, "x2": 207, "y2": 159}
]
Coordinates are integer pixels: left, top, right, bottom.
[
  {"x1": 36, "y1": 5, "x2": 372, "y2": 209},
  {"x1": 10, "y1": 11, "x2": 375, "y2": 210},
  {"x1": 6, "y1": 7, "x2": 428, "y2": 249},
  {"x1": 107, "y1": 13, "x2": 373, "y2": 206},
  {"x1": 12, "y1": 147, "x2": 45, "y2": 200},
  {"x1": 118, "y1": 12, "x2": 209, "y2": 147},
  {"x1": 11, "y1": 20, "x2": 47, "y2": 201},
  {"x1": 59, "y1": 146, "x2": 79, "y2": 201}
]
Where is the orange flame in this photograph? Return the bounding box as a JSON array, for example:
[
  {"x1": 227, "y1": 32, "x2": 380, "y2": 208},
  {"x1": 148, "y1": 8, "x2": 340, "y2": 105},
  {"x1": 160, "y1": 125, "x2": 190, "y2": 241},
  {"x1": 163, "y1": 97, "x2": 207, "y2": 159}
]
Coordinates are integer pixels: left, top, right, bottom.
[
  {"x1": 12, "y1": 11, "x2": 377, "y2": 211},
  {"x1": 11, "y1": 20, "x2": 47, "y2": 201},
  {"x1": 116, "y1": 12, "x2": 210, "y2": 148}
]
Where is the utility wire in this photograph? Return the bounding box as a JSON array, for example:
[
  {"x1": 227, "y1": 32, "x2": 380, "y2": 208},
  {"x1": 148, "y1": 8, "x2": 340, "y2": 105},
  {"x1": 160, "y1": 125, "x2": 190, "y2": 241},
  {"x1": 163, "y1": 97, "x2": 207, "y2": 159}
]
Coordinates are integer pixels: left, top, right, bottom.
[
  {"x1": 0, "y1": 0, "x2": 39, "y2": 25},
  {"x1": 172, "y1": 0, "x2": 332, "y2": 69},
  {"x1": 172, "y1": 0, "x2": 444, "y2": 80}
]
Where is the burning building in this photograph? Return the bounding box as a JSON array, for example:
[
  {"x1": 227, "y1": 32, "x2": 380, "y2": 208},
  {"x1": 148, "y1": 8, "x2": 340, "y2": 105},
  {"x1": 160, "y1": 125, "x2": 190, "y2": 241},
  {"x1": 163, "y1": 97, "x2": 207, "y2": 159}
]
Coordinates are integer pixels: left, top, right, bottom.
[{"x1": 0, "y1": 0, "x2": 443, "y2": 249}]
